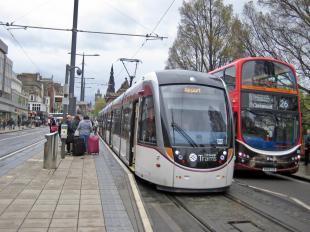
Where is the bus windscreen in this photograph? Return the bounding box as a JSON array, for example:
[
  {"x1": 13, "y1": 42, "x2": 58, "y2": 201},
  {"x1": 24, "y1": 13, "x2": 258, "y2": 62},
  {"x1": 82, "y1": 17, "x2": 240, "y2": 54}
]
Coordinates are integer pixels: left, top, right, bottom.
[{"x1": 242, "y1": 60, "x2": 297, "y2": 91}]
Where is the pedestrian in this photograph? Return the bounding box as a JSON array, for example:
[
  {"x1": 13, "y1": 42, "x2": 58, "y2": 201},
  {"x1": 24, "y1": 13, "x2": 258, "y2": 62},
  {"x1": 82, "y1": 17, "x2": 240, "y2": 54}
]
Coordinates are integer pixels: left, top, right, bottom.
[
  {"x1": 17, "y1": 116, "x2": 21, "y2": 129},
  {"x1": 3, "y1": 120, "x2": 6, "y2": 130},
  {"x1": 71, "y1": 115, "x2": 80, "y2": 133},
  {"x1": 59, "y1": 115, "x2": 74, "y2": 154},
  {"x1": 76, "y1": 115, "x2": 93, "y2": 152},
  {"x1": 49, "y1": 117, "x2": 57, "y2": 133},
  {"x1": 305, "y1": 129, "x2": 310, "y2": 166}
]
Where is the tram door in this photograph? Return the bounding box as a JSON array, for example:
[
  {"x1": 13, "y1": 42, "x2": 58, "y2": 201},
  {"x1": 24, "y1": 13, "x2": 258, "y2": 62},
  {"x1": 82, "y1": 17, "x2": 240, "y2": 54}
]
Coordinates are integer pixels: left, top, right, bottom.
[
  {"x1": 108, "y1": 111, "x2": 113, "y2": 146},
  {"x1": 128, "y1": 101, "x2": 138, "y2": 166}
]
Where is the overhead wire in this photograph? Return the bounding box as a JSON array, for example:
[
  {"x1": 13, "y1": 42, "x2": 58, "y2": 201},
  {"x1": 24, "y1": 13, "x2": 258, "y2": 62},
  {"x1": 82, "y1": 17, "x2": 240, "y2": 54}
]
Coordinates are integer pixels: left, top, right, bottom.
[
  {"x1": 11, "y1": 0, "x2": 52, "y2": 23},
  {"x1": 0, "y1": 23, "x2": 167, "y2": 39},
  {"x1": 1, "y1": 25, "x2": 40, "y2": 72},
  {"x1": 103, "y1": 0, "x2": 150, "y2": 31},
  {"x1": 114, "y1": 0, "x2": 176, "y2": 80}
]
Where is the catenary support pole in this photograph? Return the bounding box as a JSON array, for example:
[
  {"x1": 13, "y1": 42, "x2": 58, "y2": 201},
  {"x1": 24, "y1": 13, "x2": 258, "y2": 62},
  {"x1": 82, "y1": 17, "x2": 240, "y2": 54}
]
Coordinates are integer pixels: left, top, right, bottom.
[
  {"x1": 80, "y1": 53, "x2": 85, "y2": 101},
  {"x1": 68, "y1": 0, "x2": 79, "y2": 115}
]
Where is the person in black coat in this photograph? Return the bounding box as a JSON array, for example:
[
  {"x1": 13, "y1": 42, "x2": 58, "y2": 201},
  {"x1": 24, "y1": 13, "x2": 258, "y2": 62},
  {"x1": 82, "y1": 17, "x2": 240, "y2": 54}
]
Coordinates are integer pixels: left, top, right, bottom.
[
  {"x1": 305, "y1": 129, "x2": 310, "y2": 166},
  {"x1": 58, "y1": 116, "x2": 74, "y2": 153}
]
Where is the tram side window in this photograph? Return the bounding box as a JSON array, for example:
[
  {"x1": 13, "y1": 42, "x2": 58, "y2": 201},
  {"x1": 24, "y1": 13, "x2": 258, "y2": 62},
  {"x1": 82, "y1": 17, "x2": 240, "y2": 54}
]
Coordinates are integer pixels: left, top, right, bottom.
[
  {"x1": 112, "y1": 109, "x2": 121, "y2": 136},
  {"x1": 121, "y1": 104, "x2": 131, "y2": 140},
  {"x1": 139, "y1": 96, "x2": 157, "y2": 144},
  {"x1": 224, "y1": 66, "x2": 236, "y2": 91},
  {"x1": 106, "y1": 113, "x2": 111, "y2": 132}
]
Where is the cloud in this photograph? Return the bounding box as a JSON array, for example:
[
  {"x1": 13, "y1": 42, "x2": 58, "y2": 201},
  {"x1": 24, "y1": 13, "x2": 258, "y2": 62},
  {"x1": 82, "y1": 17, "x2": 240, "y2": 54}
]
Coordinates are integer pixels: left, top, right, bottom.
[{"x1": 1, "y1": 0, "x2": 247, "y2": 104}]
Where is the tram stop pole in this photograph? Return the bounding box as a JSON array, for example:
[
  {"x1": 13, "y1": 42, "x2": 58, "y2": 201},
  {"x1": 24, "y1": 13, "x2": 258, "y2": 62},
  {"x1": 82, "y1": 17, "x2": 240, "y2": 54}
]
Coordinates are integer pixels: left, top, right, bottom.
[{"x1": 60, "y1": 123, "x2": 68, "y2": 159}]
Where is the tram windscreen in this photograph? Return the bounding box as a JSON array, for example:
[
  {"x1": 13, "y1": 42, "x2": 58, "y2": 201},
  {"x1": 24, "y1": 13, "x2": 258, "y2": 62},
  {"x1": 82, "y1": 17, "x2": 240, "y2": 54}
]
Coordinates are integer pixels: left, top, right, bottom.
[
  {"x1": 242, "y1": 60, "x2": 297, "y2": 90},
  {"x1": 241, "y1": 110, "x2": 299, "y2": 151},
  {"x1": 160, "y1": 85, "x2": 228, "y2": 147}
]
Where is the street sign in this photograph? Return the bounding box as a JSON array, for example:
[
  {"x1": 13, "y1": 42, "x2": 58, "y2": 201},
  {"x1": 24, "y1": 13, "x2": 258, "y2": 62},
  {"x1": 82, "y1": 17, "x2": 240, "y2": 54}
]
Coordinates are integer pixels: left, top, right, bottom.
[
  {"x1": 62, "y1": 97, "x2": 69, "y2": 105},
  {"x1": 61, "y1": 123, "x2": 68, "y2": 139}
]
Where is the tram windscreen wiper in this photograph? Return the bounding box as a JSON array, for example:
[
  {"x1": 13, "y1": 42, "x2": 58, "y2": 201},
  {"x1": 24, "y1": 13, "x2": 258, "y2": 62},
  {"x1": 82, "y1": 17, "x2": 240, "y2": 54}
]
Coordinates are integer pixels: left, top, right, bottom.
[{"x1": 171, "y1": 122, "x2": 198, "y2": 147}]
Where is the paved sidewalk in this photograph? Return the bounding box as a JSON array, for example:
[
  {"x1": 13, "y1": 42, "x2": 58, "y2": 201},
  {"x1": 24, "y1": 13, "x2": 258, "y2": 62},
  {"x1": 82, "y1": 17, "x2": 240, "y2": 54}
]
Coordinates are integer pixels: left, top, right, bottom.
[
  {"x1": 0, "y1": 151, "x2": 105, "y2": 231},
  {"x1": 293, "y1": 164, "x2": 310, "y2": 181}
]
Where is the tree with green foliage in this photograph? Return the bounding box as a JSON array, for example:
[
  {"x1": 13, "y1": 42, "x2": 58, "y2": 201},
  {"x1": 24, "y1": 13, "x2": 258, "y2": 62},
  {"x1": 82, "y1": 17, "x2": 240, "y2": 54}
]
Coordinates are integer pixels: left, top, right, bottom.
[
  {"x1": 92, "y1": 98, "x2": 106, "y2": 117},
  {"x1": 166, "y1": 0, "x2": 247, "y2": 72}
]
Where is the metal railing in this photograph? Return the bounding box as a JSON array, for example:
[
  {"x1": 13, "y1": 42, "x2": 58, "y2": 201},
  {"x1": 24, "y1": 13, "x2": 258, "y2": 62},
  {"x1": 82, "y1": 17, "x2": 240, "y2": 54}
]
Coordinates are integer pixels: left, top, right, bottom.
[{"x1": 43, "y1": 132, "x2": 59, "y2": 169}]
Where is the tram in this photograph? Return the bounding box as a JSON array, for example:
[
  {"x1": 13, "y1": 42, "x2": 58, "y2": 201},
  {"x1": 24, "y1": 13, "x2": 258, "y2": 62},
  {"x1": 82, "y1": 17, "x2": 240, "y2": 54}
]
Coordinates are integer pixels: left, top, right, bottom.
[
  {"x1": 210, "y1": 57, "x2": 302, "y2": 173},
  {"x1": 98, "y1": 70, "x2": 235, "y2": 192}
]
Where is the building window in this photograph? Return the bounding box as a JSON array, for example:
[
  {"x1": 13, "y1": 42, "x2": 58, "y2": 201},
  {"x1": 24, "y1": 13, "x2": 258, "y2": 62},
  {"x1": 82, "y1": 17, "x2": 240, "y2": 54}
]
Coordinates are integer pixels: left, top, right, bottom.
[
  {"x1": 30, "y1": 95, "x2": 34, "y2": 101},
  {"x1": 32, "y1": 104, "x2": 41, "y2": 111}
]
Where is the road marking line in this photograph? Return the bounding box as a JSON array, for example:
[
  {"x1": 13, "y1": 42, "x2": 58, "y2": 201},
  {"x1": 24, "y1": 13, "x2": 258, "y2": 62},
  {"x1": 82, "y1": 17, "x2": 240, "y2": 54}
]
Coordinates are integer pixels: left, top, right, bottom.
[
  {"x1": 0, "y1": 139, "x2": 45, "y2": 161},
  {"x1": 291, "y1": 197, "x2": 310, "y2": 211},
  {"x1": 99, "y1": 137, "x2": 153, "y2": 232},
  {"x1": 0, "y1": 130, "x2": 44, "y2": 142},
  {"x1": 235, "y1": 180, "x2": 310, "y2": 211},
  {"x1": 247, "y1": 185, "x2": 287, "y2": 197}
]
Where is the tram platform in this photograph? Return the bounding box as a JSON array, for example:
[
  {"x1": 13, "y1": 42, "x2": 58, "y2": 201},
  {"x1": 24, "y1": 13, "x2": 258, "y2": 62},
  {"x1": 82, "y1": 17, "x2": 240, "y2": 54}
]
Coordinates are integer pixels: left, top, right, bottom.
[{"x1": 0, "y1": 139, "x2": 148, "y2": 232}]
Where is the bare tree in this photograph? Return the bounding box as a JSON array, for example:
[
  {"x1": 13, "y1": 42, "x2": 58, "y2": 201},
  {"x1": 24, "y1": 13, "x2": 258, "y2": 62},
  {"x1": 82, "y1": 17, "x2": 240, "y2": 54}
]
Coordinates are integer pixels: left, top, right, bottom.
[
  {"x1": 166, "y1": 0, "x2": 246, "y2": 72},
  {"x1": 241, "y1": 0, "x2": 310, "y2": 93}
]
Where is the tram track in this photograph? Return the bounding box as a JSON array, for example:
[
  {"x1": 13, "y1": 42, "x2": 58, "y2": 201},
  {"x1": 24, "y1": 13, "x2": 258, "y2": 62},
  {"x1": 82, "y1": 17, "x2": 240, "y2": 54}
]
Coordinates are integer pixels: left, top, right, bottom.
[
  {"x1": 166, "y1": 194, "x2": 215, "y2": 232},
  {"x1": 165, "y1": 192, "x2": 298, "y2": 232},
  {"x1": 223, "y1": 193, "x2": 298, "y2": 232},
  {"x1": 0, "y1": 127, "x2": 48, "y2": 160},
  {"x1": 137, "y1": 174, "x2": 301, "y2": 232},
  {"x1": 0, "y1": 139, "x2": 46, "y2": 162}
]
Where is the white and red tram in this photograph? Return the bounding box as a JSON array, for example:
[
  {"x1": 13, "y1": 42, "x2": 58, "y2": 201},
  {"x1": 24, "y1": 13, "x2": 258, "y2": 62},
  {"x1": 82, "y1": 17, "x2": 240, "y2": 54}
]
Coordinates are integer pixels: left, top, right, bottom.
[{"x1": 98, "y1": 70, "x2": 235, "y2": 192}]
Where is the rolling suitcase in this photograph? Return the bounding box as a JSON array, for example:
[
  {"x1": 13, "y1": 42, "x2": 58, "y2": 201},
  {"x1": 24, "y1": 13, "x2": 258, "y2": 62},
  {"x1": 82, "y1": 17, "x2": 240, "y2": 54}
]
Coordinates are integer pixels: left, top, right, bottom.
[
  {"x1": 72, "y1": 137, "x2": 86, "y2": 156},
  {"x1": 88, "y1": 135, "x2": 99, "y2": 155}
]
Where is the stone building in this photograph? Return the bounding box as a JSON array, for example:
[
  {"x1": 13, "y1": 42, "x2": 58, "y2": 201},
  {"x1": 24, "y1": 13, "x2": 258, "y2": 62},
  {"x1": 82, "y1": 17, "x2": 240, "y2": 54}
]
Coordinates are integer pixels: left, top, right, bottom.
[
  {"x1": 0, "y1": 39, "x2": 28, "y2": 122},
  {"x1": 17, "y1": 73, "x2": 47, "y2": 121},
  {"x1": 95, "y1": 89, "x2": 102, "y2": 103}
]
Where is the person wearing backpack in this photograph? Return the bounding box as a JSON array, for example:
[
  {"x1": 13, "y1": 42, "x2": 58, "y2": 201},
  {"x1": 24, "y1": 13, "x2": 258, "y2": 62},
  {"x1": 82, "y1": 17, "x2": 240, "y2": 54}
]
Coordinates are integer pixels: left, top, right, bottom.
[{"x1": 76, "y1": 115, "x2": 93, "y2": 152}]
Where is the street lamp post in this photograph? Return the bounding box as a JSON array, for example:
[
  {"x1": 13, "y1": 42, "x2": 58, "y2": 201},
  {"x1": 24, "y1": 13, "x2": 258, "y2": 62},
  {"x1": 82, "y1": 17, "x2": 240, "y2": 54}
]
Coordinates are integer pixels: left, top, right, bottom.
[
  {"x1": 68, "y1": 52, "x2": 100, "y2": 102},
  {"x1": 64, "y1": 65, "x2": 82, "y2": 116}
]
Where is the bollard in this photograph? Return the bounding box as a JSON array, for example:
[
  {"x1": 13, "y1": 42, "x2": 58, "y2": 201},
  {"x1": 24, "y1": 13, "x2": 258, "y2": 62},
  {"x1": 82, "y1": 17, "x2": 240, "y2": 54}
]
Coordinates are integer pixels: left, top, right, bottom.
[{"x1": 43, "y1": 132, "x2": 58, "y2": 169}]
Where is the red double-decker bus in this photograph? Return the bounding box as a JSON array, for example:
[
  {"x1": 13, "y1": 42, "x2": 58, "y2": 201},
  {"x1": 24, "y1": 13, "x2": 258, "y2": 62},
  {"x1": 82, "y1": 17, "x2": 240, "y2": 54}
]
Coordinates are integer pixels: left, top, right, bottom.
[{"x1": 210, "y1": 57, "x2": 302, "y2": 173}]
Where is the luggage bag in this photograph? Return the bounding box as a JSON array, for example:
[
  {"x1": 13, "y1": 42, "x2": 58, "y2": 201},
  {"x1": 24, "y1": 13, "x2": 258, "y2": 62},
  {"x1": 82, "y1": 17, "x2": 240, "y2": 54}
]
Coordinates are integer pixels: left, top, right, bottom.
[
  {"x1": 72, "y1": 137, "x2": 85, "y2": 156},
  {"x1": 88, "y1": 135, "x2": 99, "y2": 154}
]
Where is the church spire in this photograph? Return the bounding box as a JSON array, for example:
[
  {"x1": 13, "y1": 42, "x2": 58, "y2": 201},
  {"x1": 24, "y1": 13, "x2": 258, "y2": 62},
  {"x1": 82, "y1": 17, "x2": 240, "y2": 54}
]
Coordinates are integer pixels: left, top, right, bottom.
[{"x1": 107, "y1": 65, "x2": 115, "y2": 93}]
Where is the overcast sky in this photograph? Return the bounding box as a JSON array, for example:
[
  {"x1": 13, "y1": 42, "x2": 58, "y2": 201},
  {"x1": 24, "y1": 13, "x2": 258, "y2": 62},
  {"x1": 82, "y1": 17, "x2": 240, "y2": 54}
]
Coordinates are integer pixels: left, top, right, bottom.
[{"x1": 0, "y1": 0, "x2": 250, "y2": 103}]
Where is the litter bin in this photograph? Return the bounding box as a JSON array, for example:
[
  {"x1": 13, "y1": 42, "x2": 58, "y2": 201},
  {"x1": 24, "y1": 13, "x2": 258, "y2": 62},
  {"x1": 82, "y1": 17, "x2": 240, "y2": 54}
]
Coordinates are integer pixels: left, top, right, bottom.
[{"x1": 43, "y1": 132, "x2": 58, "y2": 169}]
